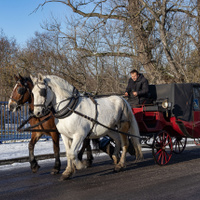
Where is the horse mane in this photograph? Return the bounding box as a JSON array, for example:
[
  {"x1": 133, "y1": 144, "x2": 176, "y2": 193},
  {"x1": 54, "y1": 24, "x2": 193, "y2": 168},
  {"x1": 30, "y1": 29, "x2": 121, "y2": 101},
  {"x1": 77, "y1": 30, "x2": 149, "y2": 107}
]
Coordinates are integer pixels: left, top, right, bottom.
[
  {"x1": 24, "y1": 76, "x2": 33, "y2": 85},
  {"x1": 17, "y1": 75, "x2": 33, "y2": 86},
  {"x1": 44, "y1": 75, "x2": 74, "y2": 97}
]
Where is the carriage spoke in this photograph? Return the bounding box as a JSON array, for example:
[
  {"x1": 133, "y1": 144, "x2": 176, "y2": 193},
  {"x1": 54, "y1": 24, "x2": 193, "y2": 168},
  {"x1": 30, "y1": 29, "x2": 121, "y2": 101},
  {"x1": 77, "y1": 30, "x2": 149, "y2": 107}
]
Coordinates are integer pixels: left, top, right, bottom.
[
  {"x1": 155, "y1": 149, "x2": 162, "y2": 157},
  {"x1": 160, "y1": 153, "x2": 163, "y2": 165},
  {"x1": 176, "y1": 141, "x2": 182, "y2": 152},
  {"x1": 156, "y1": 151, "x2": 162, "y2": 164},
  {"x1": 152, "y1": 131, "x2": 173, "y2": 165},
  {"x1": 164, "y1": 152, "x2": 167, "y2": 164},
  {"x1": 175, "y1": 141, "x2": 181, "y2": 152},
  {"x1": 164, "y1": 140, "x2": 170, "y2": 147},
  {"x1": 173, "y1": 137, "x2": 187, "y2": 154}
]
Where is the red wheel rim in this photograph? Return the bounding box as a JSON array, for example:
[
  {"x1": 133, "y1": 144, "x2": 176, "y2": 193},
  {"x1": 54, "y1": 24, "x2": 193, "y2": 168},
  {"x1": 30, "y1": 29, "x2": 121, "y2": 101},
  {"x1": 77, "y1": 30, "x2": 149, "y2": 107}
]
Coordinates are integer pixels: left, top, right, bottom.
[{"x1": 152, "y1": 131, "x2": 173, "y2": 165}]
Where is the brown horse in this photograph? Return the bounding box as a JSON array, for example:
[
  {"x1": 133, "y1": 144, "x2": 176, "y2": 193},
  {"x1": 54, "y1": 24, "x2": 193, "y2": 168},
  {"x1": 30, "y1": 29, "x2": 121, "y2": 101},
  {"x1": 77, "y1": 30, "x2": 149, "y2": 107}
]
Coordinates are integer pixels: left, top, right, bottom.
[{"x1": 8, "y1": 74, "x2": 94, "y2": 174}]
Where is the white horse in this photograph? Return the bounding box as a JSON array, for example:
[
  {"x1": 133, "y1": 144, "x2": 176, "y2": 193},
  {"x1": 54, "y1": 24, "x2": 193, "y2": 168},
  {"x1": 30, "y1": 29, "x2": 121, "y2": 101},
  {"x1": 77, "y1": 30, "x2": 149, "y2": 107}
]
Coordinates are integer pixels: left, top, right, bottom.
[{"x1": 30, "y1": 73, "x2": 143, "y2": 180}]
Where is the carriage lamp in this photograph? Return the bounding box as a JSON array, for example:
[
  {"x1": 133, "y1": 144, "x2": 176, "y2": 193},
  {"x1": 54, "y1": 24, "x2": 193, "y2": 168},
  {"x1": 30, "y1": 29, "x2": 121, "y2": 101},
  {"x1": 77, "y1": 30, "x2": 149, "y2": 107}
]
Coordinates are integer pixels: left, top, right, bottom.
[
  {"x1": 162, "y1": 99, "x2": 171, "y2": 109},
  {"x1": 162, "y1": 99, "x2": 171, "y2": 117}
]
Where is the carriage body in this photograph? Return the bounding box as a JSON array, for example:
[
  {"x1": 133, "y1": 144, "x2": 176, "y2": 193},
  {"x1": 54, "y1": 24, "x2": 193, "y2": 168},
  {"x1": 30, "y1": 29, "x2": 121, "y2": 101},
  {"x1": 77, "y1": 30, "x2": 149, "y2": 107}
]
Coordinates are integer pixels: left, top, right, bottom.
[{"x1": 131, "y1": 83, "x2": 200, "y2": 165}]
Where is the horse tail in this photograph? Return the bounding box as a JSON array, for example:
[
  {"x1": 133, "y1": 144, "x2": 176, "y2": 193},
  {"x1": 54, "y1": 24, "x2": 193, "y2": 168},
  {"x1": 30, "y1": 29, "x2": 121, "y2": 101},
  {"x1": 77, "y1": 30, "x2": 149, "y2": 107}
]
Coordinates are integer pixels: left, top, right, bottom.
[{"x1": 121, "y1": 98, "x2": 143, "y2": 161}]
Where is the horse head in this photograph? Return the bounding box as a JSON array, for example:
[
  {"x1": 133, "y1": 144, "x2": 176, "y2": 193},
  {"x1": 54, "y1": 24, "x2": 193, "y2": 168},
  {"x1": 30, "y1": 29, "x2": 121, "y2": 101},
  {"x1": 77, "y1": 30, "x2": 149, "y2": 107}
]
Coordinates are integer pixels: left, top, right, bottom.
[
  {"x1": 8, "y1": 74, "x2": 32, "y2": 112},
  {"x1": 31, "y1": 73, "x2": 54, "y2": 117}
]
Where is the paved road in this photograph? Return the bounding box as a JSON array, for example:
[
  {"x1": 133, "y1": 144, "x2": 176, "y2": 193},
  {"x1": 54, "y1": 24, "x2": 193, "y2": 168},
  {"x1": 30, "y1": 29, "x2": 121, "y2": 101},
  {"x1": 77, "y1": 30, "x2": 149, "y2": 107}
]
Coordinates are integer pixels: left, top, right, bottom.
[{"x1": 1, "y1": 146, "x2": 200, "y2": 200}]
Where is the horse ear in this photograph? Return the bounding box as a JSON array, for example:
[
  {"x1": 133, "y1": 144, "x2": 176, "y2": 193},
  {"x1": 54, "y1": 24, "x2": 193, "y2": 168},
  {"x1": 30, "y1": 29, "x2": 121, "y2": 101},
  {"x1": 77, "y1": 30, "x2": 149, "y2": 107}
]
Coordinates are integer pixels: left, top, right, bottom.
[
  {"x1": 30, "y1": 74, "x2": 37, "y2": 84},
  {"x1": 18, "y1": 73, "x2": 24, "y2": 81},
  {"x1": 14, "y1": 74, "x2": 19, "y2": 81},
  {"x1": 38, "y1": 73, "x2": 44, "y2": 82}
]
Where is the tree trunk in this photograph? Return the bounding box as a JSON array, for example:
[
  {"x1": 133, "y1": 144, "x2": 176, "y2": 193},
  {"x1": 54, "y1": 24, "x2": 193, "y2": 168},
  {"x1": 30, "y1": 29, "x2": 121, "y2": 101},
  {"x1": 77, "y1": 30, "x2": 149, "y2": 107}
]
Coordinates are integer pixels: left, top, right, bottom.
[
  {"x1": 197, "y1": 0, "x2": 200, "y2": 61},
  {"x1": 128, "y1": 0, "x2": 164, "y2": 83}
]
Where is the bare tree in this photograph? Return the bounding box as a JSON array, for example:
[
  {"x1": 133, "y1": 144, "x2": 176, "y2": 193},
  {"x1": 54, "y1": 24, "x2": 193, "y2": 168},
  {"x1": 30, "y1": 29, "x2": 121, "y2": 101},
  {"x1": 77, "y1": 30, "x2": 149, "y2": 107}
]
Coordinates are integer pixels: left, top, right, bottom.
[
  {"x1": 0, "y1": 31, "x2": 18, "y2": 100},
  {"x1": 28, "y1": 0, "x2": 200, "y2": 90}
]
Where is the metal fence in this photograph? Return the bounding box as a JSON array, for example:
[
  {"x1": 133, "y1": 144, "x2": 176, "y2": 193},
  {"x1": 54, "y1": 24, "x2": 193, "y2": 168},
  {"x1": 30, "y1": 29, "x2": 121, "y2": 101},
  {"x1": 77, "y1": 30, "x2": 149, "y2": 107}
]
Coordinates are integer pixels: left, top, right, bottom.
[{"x1": 0, "y1": 102, "x2": 49, "y2": 143}]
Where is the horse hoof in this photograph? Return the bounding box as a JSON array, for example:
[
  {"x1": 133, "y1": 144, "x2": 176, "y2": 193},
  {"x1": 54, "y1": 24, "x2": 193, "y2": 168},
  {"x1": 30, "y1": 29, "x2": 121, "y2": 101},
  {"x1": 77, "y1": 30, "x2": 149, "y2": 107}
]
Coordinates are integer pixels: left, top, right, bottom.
[
  {"x1": 51, "y1": 168, "x2": 60, "y2": 175},
  {"x1": 59, "y1": 174, "x2": 71, "y2": 181},
  {"x1": 75, "y1": 160, "x2": 86, "y2": 170},
  {"x1": 82, "y1": 159, "x2": 93, "y2": 168},
  {"x1": 113, "y1": 167, "x2": 125, "y2": 173},
  {"x1": 31, "y1": 165, "x2": 40, "y2": 173},
  {"x1": 114, "y1": 164, "x2": 125, "y2": 173}
]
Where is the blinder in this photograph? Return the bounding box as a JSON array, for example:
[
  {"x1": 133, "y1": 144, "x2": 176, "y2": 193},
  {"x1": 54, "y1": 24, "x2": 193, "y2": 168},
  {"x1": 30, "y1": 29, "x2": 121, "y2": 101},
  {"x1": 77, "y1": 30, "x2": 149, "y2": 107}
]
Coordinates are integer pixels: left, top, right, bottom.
[
  {"x1": 40, "y1": 88, "x2": 47, "y2": 97},
  {"x1": 17, "y1": 87, "x2": 26, "y2": 95}
]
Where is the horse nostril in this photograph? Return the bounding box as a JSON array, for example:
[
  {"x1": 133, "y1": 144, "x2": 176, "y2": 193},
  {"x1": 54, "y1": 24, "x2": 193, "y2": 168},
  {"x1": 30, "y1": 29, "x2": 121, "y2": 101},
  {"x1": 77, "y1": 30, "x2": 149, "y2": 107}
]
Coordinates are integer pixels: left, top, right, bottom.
[
  {"x1": 9, "y1": 105, "x2": 13, "y2": 112},
  {"x1": 9, "y1": 104, "x2": 15, "y2": 112},
  {"x1": 37, "y1": 112, "x2": 41, "y2": 116}
]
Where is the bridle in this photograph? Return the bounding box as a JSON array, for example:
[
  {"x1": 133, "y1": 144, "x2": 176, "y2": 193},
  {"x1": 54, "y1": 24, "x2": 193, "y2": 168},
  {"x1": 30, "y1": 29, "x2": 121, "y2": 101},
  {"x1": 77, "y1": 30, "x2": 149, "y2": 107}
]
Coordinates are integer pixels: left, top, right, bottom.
[
  {"x1": 33, "y1": 80, "x2": 52, "y2": 115},
  {"x1": 10, "y1": 80, "x2": 31, "y2": 107},
  {"x1": 33, "y1": 80, "x2": 80, "y2": 118}
]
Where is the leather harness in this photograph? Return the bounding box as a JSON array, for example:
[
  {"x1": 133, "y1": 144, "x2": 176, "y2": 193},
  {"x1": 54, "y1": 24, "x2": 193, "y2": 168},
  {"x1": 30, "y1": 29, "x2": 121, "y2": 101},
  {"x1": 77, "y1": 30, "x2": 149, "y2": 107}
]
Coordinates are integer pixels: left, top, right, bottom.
[{"x1": 17, "y1": 81, "x2": 140, "y2": 139}]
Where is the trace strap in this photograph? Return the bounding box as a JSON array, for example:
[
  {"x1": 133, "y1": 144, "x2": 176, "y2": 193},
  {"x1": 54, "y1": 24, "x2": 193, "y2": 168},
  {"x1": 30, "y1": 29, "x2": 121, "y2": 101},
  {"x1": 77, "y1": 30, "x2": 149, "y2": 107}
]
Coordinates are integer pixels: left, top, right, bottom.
[
  {"x1": 17, "y1": 115, "x2": 33, "y2": 131},
  {"x1": 17, "y1": 114, "x2": 56, "y2": 132},
  {"x1": 67, "y1": 107, "x2": 141, "y2": 139}
]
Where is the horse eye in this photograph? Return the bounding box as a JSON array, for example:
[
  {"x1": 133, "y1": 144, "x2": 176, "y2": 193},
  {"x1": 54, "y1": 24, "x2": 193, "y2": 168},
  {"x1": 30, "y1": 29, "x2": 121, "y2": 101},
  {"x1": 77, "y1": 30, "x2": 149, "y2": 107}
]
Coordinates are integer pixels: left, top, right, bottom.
[
  {"x1": 40, "y1": 88, "x2": 47, "y2": 97},
  {"x1": 18, "y1": 87, "x2": 26, "y2": 95}
]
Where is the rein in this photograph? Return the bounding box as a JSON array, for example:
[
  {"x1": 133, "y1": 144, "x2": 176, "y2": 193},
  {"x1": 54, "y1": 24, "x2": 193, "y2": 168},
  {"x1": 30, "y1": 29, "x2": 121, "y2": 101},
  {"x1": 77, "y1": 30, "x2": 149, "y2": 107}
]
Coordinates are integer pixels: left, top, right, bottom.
[
  {"x1": 66, "y1": 107, "x2": 141, "y2": 139},
  {"x1": 17, "y1": 114, "x2": 57, "y2": 132},
  {"x1": 51, "y1": 90, "x2": 139, "y2": 138}
]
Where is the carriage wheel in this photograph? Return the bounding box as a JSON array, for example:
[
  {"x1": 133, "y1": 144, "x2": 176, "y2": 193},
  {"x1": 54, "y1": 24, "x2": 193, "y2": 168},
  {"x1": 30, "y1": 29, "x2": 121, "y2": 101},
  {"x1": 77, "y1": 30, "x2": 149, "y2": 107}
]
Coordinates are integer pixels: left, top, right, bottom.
[
  {"x1": 152, "y1": 131, "x2": 173, "y2": 166},
  {"x1": 173, "y1": 137, "x2": 187, "y2": 154}
]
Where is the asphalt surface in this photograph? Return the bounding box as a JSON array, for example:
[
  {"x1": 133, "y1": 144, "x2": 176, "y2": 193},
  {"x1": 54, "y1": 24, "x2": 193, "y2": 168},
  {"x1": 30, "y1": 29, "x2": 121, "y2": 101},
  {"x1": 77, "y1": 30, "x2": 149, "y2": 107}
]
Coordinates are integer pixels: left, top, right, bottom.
[{"x1": 1, "y1": 146, "x2": 200, "y2": 200}]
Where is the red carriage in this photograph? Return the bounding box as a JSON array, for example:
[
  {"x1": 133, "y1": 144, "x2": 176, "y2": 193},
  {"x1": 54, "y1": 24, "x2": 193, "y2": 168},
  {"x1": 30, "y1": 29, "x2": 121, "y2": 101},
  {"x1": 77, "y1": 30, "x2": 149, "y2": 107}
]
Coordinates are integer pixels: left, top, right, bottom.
[{"x1": 132, "y1": 83, "x2": 200, "y2": 165}]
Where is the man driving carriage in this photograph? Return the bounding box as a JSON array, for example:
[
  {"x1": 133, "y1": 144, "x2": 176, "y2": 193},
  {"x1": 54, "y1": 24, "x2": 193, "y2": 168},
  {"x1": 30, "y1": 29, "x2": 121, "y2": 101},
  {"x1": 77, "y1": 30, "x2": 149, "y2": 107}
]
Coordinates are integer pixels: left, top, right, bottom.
[{"x1": 125, "y1": 69, "x2": 149, "y2": 107}]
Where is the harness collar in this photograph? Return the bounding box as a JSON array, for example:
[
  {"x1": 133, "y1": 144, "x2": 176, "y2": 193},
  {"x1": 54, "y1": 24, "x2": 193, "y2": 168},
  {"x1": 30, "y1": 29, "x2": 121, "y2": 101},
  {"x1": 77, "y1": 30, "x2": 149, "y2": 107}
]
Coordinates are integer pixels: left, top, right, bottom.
[{"x1": 52, "y1": 87, "x2": 80, "y2": 119}]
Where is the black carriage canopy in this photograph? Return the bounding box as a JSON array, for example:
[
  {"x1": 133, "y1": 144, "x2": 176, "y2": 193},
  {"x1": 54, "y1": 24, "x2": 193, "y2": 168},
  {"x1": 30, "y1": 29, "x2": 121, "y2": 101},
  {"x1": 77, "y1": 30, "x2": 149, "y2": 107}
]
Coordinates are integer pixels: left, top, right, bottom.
[{"x1": 148, "y1": 83, "x2": 200, "y2": 122}]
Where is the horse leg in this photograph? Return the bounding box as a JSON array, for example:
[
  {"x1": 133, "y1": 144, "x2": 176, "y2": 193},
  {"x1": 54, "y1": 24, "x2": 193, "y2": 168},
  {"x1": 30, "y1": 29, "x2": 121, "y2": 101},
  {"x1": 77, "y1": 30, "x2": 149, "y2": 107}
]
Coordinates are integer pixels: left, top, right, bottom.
[
  {"x1": 29, "y1": 133, "x2": 42, "y2": 173},
  {"x1": 61, "y1": 134, "x2": 87, "y2": 180},
  {"x1": 78, "y1": 138, "x2": 93, "y2": 166},
  {"x1": 70, "y1": 134, "x2": 86, "y2": 170},
  {"x1": 60, "y1": 135, "x2": 76, "y2": 180},
  {"x1": 50, "y1": 132, "x2": 61, "y2": 175},
  {"x1": 107, "y1": 132, "x2": 121, "y2": 165},
  {"x1": 78, "y1": 138, "x2": 93, "y2": 168},
  {"x1": 77, "y1": 139, "x2": 87, "y2": 161},
  {"x1": 114, "y1": 122, "x2": 130, "y2": 172}
]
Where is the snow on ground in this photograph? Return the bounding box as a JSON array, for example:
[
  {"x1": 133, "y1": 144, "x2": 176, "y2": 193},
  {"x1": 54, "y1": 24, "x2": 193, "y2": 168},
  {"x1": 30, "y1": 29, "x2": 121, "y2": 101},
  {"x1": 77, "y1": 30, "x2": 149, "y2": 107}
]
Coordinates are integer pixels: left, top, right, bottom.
[
  {"x1": 0, "y1": 139, "x2": 106, "y2": 171},
  {"x1": 0, "y1": 139, "x2": 66, "y2": 171},
  {"x1": 0, "y1": 139, "x2": 66, "y2": 160}
]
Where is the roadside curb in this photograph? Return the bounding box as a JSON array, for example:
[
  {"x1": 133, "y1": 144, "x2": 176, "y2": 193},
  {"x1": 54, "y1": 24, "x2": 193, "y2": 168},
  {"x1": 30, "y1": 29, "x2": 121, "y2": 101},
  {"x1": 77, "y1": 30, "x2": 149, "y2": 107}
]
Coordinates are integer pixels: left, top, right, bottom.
[
  {"x1": 0, "y1": 141, "x2": 196, "y2": 166},
  {"x1": 0, "y1": 152, "x2": 66, "y2": 166},
  {"x1": 0, "y1": 150, "x2": 102, "y2": 166}
]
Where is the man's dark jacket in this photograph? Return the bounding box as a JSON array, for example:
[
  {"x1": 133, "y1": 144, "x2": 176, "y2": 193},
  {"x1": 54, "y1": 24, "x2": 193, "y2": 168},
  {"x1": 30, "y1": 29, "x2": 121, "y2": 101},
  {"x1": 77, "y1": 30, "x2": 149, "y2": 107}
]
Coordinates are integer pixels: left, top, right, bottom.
[{"x1": 125, "y1": 73, "x2": 149, "y2": 105}]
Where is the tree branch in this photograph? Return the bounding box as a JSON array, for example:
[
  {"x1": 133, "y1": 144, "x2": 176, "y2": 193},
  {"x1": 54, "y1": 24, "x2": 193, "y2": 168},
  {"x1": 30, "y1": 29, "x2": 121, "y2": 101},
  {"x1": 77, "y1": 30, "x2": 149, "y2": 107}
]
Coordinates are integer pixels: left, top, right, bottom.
[
  {"x1": 168, "y1": 8, "x2": 197, "y2": 18},
  {"x1": 80, "y1": 51, "x2": 138, "y2": 59},
  {"x1": 36, "y1": 0, "x2": 128, "y2": 21}
]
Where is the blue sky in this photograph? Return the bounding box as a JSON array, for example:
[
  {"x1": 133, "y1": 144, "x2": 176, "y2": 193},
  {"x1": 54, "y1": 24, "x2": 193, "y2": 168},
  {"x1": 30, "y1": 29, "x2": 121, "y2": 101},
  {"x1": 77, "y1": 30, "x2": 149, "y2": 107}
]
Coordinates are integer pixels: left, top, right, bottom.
[{"x1": 0, "y1": 0, "x2": 70, "y2": 47}]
